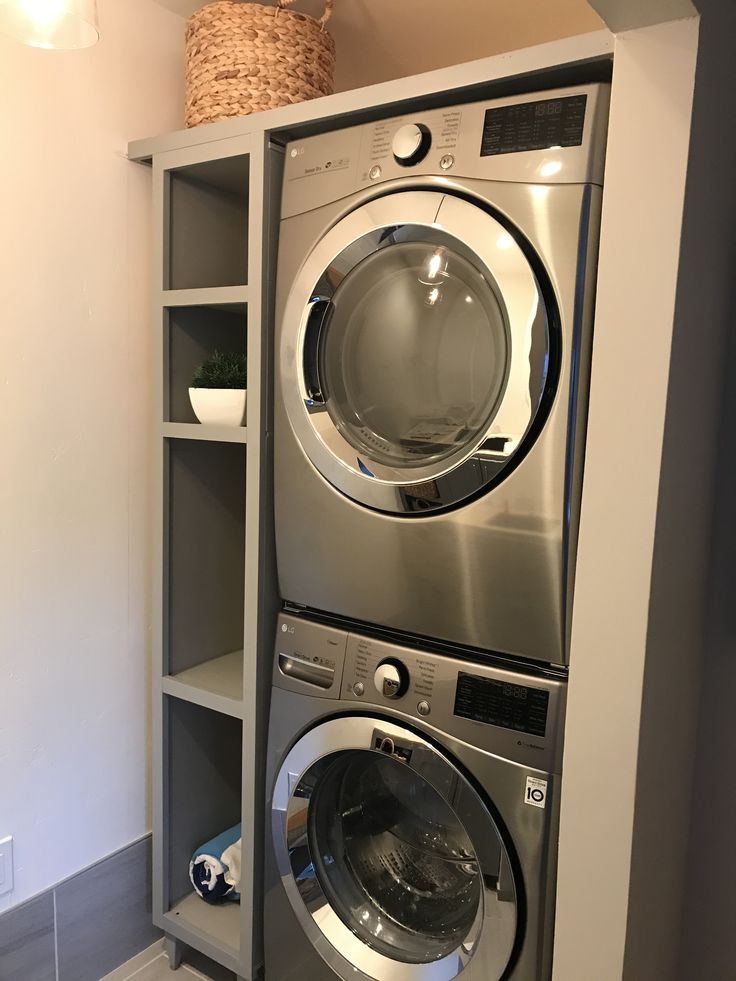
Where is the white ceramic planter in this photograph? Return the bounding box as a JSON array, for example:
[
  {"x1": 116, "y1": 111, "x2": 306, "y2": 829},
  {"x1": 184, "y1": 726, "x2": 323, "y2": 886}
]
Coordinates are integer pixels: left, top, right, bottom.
[{"x1": 189, "y1": 387, "x2": 247, "y2": 427}]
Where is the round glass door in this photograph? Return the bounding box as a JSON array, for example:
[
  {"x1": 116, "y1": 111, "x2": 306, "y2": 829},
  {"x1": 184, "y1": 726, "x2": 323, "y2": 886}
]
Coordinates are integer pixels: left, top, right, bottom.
[
  {"x1": 310, "y1": 751, "x2": 482, "y2": 963},
  {"x1": 320, "y1": 236, "x2": 509, "y2": 471},
  {"x1": 280, "y1": 190, "x2": 552, "y2": 514},
  {"x1": 271, "y1": 716, "x2": 518, "y2": 981}
]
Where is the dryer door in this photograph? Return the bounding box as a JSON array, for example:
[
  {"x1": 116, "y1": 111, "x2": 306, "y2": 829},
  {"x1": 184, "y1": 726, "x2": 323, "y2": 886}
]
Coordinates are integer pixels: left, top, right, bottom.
[
  {"x1": 280, "y1": 190, "x2": 553, "y2": 513},
  {"x1": 271, "y1": 716, "x2": 519, "y2": 981}
]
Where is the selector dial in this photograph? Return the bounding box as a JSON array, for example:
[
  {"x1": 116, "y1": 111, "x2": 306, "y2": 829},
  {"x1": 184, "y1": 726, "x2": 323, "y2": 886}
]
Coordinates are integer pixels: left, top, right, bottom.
[
  {"x1": 392, "y1": 123, "x2": 432, "y2": 166},
  {"x1": 374, "y1": 658, "x2": 410, "y2": 699}
]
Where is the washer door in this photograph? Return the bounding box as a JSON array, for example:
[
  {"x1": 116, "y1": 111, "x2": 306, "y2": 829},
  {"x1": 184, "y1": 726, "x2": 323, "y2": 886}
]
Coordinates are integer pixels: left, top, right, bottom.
[
  {"x1": 280, "y1": 190, "x2": 552, "y2": 513},
  {"x1": 271, "y1": 716, "x2": 519, "y2": 981}
]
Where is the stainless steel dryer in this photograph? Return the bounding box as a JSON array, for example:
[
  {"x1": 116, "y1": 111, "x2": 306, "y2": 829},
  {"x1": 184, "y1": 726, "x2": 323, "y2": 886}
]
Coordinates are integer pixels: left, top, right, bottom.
[
  {"x1": 263, "y1": 613, "x2": 566, "y2": 981},
  {"x1": 274, "y1": 85, "x2": 609, "y2": 666}
]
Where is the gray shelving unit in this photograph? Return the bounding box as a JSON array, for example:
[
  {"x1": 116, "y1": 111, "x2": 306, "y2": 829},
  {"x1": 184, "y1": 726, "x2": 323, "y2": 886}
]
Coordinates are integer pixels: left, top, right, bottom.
[
  {"x1": 149, "y1": 133, "x2": 281, "y2": 980},
  {"x1": 132, "y1": 30, "x2": 615, "y2": 981}
]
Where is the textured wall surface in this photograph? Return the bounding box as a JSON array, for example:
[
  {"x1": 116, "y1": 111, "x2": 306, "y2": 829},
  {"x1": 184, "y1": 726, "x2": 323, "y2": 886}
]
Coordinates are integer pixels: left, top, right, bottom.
[
  {"x1": 0, "y1": 0, "x2": 183, "y2": 911},
  {"x1": 154, "y1": 0, "x2": 603, "y2": 92},
  {"x1": 287, "y1": 0, "x2": 604, "y2": 92}
]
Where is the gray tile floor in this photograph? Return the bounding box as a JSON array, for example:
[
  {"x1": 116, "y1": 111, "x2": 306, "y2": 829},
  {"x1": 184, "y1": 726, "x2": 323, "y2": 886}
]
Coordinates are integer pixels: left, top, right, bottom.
[{"x1": 100, "y1": 941, "x2": 214, "y2": 981}]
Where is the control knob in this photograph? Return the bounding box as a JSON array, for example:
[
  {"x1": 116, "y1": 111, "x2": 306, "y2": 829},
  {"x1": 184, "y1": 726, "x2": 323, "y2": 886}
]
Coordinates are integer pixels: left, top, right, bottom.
[
  {"x1": 392, "y1": 123, "x2": 431, "y2": 166},
  {"x1": 374, "y1": 658, "x2": 410, "y2": 699}
]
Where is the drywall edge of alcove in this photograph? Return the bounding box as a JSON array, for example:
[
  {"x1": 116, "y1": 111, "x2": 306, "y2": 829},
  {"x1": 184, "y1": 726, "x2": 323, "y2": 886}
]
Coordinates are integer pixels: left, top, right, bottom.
[
  {"x1": 589, "y1": 0, "x2": 697, "y2": 32},
  {"x1": 554, "y1": 15, "x2": 700, "y2": 981}
]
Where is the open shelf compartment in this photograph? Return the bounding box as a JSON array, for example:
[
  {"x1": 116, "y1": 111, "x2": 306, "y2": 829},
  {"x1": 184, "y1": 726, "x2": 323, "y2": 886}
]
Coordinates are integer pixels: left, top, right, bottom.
[
  {"x1": 164, "y1": 302, "x2": 247, "y2": 426},
  {"x1": 162, "y1": 650, "x2": 244, "y2": 719},
  {"x1": 165, "y1": 438, "x2": 246, "y2": 708},
  {"x1": 163, "y1": 697, "x2": 243, "y2": 972},
  {"x1": 166, "y1": 154, "x2": 250, "y2": 291}
]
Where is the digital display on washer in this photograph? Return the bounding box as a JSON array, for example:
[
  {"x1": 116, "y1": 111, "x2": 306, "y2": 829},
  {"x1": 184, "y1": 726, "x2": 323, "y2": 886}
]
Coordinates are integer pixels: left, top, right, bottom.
[
  {"x1": 481, "y1": 94, "x2": 587, "y2": 157},
  {"x1": 454, "y1": 672, "x2": 549, "y2": 736}
]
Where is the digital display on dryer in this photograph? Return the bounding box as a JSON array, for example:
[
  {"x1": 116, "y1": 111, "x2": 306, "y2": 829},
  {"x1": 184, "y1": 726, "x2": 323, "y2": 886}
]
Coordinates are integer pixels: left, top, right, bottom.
[
  {"x1": 481, "y1": 94, "x2": 587, "y2": 156},
  {"x1": 454, "y1": 672, "x2": 549, "y2": 736}
]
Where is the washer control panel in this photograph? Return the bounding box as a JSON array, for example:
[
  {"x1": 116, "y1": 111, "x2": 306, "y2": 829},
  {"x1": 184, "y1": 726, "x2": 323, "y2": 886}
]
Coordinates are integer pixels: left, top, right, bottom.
[
  {"x1": 274, "y1": 615, "x2": 347, "y2": 700},
  {"x1": 454, "y1": 671, "x2": 549, "y2": 737},
  {"x1": 274, "y1": 613, "x2": 567, "y2": 773},
  {"x1": 345, "y1": 631, "x2": 437, "y2": 715}
]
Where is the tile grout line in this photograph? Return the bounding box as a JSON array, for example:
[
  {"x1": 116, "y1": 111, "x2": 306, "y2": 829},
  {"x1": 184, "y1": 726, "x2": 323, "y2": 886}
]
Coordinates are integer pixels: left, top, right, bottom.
[
  {"x1": 53, "y1": 888, "x2": 60, "y2": 981},
  {"x1": 124, "y1": 952, "x2": 167, "y2": 980},
  {"x1": 0, "y1": 833, "x2": 152, "y2": 925}
]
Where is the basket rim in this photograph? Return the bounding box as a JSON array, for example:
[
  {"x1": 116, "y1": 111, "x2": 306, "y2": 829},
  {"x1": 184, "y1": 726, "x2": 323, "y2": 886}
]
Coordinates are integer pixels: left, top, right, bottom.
[{"x1": 187, "y1": 0, "x2": 334, "y2": 30}]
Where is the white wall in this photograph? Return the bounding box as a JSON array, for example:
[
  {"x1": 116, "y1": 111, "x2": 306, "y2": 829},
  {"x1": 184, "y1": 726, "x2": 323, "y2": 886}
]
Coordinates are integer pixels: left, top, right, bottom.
[
  {"x1": 552, "y1": 4, "x2": 736, "y2": 976},
  {"x1": 154, "y1": 0, "x2": 603, "y2": 92},
  {"x1": 553, "y1": 16, "x2": 700, "y2": 981},
  {"x1": 0, "y1": 0, "x2": 183, "y2": 911},
  {"x1": 299, "y1": 0, "x2": 604, "y2": 91}
]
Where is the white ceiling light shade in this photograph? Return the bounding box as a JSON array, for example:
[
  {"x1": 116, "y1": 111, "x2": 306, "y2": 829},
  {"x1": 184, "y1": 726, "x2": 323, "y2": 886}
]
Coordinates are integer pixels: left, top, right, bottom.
[{"x1": 0, "y1": 0, "x2": 99, "y2": 49}]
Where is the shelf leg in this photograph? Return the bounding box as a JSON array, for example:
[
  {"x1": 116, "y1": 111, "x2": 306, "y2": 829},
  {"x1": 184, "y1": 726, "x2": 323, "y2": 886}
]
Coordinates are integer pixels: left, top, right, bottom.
[{"x1": 165, "y1": 934, "x2": 185, "y2": 970}]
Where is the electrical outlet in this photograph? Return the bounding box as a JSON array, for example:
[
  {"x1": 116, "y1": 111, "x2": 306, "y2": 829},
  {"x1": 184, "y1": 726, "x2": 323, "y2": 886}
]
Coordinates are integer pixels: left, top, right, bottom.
[{"x1": 0, "y1": 837, "x2": 14, "y2": 896}]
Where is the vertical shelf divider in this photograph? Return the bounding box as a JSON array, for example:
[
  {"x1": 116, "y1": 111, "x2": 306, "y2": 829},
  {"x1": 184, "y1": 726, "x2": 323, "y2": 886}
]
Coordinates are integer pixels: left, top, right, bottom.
[
  {"x1": 240, "y1": 133, "x2": 284, "y2": 980},
  {"x1": 152, "y1": 133, "x2": 262, "y2": 981}
]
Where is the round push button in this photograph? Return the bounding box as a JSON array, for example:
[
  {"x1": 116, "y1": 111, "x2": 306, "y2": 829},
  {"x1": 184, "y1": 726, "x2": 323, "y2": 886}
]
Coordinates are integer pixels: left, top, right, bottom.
[
  {"x1": 368, "y1": 164, "x2": 382, "y2": 180},
  {"x1": 417, "y1": 700, "x2": 431, "y2": 717},
  {"x1": 439, "y1": 154, "x2": 455, "y2": 170},
  {"x1": 353, "y1": 681, "x2": 365, "y2": 696}
]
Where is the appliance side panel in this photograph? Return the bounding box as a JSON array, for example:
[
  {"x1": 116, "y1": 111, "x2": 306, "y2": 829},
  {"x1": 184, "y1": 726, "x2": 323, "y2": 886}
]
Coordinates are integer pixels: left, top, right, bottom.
[{"x1": 563, "y1": 183, "x2": 604, "y2": 655}]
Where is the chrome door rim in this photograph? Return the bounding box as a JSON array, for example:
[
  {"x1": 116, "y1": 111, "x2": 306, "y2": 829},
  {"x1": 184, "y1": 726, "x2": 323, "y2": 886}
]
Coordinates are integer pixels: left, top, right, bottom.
[
  {"x1": 271, "y1": 715, "x2": 518, "y2": 981},
  {"x1": 279, "y1": 190, "x2": 549, "y2": 513}
]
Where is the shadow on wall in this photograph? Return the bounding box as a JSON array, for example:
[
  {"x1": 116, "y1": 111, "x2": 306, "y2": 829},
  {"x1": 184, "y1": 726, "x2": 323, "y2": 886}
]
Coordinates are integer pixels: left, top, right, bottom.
[
  {"x1": 677, "y1": 228, "x2": 736, "y2": 978},
  {"x1": 262, "y1": 0, "x2": 604, "y2": 91},
  {"x1": 672, "y1": 2, "x2": 736, "y2": 977}
]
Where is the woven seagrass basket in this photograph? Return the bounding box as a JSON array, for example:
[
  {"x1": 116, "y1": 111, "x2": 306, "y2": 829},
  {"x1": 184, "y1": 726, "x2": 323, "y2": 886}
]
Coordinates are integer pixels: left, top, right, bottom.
[{"x1": 185, "y1": 0, "x2": 336, "y2": 127}]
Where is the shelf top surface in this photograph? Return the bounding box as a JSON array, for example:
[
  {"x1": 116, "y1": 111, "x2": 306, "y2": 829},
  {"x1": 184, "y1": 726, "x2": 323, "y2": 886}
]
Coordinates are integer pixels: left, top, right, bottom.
[
  {"x1": 127, "y1": 30, "x2": 613, "y2": 162},
  {"x1": 161, "y1": 286, "x2": 248, "y2": 309},
  {"x1": 165, "y1": 650, "x2": 244, "y2": 704},
  {"x1": 167, "y1": 891, "x2": 242, "y2": 958},
  {"x1": 162, "y1": 423, "x2": 248, "y2": 444}
]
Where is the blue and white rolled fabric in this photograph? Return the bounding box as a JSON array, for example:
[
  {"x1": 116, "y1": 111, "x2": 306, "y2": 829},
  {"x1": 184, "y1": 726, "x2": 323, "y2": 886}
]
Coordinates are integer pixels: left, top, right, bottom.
[{"x1": 189, "y1": 824, "x2": 241, "y2": 904}]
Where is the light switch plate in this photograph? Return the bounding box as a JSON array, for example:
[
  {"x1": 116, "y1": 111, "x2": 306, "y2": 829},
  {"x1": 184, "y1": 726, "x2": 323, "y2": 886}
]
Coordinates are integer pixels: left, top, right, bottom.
[{"x1": 0, "y1": 836, "x2": 14, "y2": 896}]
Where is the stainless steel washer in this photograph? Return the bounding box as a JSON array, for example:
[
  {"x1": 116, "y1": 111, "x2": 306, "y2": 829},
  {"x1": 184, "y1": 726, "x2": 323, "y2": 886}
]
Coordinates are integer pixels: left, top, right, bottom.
[
  {"x1": 274, "y1": 85, "x2": 609, "y2": 666},
  {"x1": 263, "y1": 613, "x2": 566, "y2": 981}
]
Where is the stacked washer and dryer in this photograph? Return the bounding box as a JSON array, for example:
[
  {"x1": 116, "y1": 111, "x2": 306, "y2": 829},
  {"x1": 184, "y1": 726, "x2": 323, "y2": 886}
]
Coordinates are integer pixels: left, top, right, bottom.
[{"x1": 265, "y1": 84, "x2": 609, "y2": 981}]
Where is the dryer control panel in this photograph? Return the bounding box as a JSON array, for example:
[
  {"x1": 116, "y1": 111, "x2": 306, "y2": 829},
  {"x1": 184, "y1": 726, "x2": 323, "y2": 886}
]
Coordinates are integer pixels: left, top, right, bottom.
[
  {"x1": 281, "y1": 83, "x2": 609, "y2": 220},
  {"x1": 274, "y1": 613, "x2": 566, "y2": 774}
]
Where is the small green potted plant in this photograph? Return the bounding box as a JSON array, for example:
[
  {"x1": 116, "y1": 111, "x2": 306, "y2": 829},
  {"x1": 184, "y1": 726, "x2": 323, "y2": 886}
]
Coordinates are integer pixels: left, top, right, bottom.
[{"x1": 189, "y1": 350, "x2": 247, "y2": 427}]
